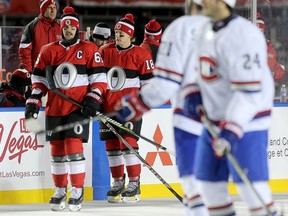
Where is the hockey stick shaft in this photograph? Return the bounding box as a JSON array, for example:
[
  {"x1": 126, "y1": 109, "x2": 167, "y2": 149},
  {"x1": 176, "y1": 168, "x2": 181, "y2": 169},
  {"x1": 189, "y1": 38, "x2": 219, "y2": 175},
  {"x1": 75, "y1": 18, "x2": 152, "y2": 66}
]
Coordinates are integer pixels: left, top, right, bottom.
[
  {"x1": 45, "y1": 65, "x2": 175, "y2": 155},
  {"x1": 94, "y1": 111, "x2": 175, "y2": 155},
  {"x1": 100, "y1": 117, "x2": 183, "y2": 203},
  {"x1": 200, "y1": 113, "x2": 273, "y2": 216}
]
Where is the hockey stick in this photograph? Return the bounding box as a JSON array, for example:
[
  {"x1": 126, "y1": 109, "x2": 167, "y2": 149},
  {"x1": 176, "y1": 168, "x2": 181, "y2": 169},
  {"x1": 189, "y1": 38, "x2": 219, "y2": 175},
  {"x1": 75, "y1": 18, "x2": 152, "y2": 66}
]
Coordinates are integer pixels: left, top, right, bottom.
[
  {"x1": 200, "y1": 112, "x2": 273, "y2": 216},
  {"x1": 44, "y1": 65, "x2": 175, "y2": 156},
  {"x1": 100, "y1": 117, "x2": 183, "y2": 203},
  {"x1": 45, "y1": 66, "x2": 183, "y2": 203},
  {"x1": 95, "y1": 112, "x2": 175, "y2": 156}
]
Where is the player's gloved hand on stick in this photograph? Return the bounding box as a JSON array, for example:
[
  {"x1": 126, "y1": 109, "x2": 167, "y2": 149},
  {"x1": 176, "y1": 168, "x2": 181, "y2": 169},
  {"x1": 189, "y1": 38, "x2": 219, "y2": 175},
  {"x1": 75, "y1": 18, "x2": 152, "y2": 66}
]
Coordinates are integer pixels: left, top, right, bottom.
[
  {"x1": 115, "y1": 90, "x2": 150, "y2": 122},
  {"x1": 82, "y1": 91, "x2": 102, "y2": 118},
  {"x1": 212, "y1": 121, "x2": 242, "y2": 158},
  {"x1": 25, "y1": 93, "x2": 42, "y2": 119}
]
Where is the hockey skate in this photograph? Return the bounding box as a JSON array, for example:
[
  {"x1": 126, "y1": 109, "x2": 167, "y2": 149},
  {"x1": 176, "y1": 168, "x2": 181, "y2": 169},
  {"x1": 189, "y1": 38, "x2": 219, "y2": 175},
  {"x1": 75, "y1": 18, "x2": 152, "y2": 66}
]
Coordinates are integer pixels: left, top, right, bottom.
[
  {"x1": 68, "y1": 187, "x2": 84, "y2": 212},
  {"x1": 49, "y1": 187, "x2": 67, "y2": 211},
  {"x1": 121, "y1": 179, "x2": 141, "y2": 203},
  {"x1": 107, "y1": 175, "x2": 125, "y2": 203}
]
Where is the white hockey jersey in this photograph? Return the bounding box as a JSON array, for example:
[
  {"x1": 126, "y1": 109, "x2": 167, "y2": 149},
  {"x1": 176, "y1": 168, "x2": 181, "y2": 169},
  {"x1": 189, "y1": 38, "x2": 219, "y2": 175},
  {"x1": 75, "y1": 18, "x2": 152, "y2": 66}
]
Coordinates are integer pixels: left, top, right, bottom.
[
  {"x1": 141, "y1": 15, "x2": 209, "y2": 134},
  {"x1": 196, "y1": 15, "x2": 274, "y2": 132}
]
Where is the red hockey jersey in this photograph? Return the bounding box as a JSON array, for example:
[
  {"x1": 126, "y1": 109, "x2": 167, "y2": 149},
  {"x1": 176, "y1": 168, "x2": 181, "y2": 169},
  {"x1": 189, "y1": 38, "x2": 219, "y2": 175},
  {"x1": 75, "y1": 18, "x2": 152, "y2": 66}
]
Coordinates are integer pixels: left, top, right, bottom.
[
  {"x1": 267, "y1": 40, "x2": 285, "y2": 81},
  {"x1": 99, "y1": 42, "x2": 154, "y2": 113},
  {"x1": 32, "y1": 40, "x2": 107, "y2": 116},
  {"x1": 19, "y1": 15, "x2": 62, "y2": 73},
  {"x1": 140, "y1": 37, "x2": 160, "y2": 63}
]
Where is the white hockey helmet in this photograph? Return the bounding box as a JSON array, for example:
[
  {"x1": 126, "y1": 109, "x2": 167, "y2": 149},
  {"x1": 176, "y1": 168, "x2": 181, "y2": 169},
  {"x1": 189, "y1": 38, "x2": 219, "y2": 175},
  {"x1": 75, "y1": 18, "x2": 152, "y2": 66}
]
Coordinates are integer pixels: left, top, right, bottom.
[{"x1": 222, "y1": 0, "x2": 236, "y2": 8}]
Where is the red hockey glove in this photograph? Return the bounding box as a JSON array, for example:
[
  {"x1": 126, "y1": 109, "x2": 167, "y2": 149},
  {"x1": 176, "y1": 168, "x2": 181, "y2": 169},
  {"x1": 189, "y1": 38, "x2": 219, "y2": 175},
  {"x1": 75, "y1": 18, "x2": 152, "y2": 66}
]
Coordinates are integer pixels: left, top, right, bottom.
[
  {"x1": 82, "y1": 92, "x2": 103, "y2": 118},
  {"x1": 212, "y1": 122, "x2": 242, "y2": 158},
  {"x1": 115, "y1": 90, "x2": 150, "y2": 122},
  {"x1": 25, "y1": 93, "x2": 42, "y2": 119}
]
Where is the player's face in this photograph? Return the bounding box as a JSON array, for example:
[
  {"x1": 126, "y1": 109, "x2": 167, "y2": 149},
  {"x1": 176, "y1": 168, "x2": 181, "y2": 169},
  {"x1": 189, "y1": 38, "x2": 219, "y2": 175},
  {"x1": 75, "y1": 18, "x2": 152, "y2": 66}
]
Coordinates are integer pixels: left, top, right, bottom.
[
  {"x1": 62, "y1": 25, "x2": 77, "y2": 40},
  {"x1": 115, "y1": 30, "x2": 131, "y2": 48},
  {"x1": 43, "y1": 4, "x2": 57, "y2": 20}
]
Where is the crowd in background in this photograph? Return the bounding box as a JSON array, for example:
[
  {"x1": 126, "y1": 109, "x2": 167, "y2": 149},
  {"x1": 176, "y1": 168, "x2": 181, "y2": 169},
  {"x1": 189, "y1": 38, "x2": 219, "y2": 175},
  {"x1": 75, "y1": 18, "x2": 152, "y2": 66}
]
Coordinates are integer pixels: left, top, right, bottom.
[{"x1": 0, "y1": 1, "x2": 287, "y2": 100}]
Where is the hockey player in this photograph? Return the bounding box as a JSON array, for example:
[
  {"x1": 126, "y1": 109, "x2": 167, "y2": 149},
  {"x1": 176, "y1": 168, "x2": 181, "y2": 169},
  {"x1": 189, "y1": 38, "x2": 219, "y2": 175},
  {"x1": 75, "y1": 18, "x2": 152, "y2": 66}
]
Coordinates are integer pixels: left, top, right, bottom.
[
  {"x1": 99, "y1": 13, "x2": 154, "y2": 203},
  {"x1": 113, "y1": 1, "x2": 209, "y2": 215},
  {"x1": 183, "y1": 0, "x2": 277, "y2": 215},
  {"x1": 25, "y1": 6, "x2": 106, "y2": 212},
  {"x1": 139, "y1": 19, "x2": 162, "y2": 62},
  {"x1": 90, "y1": 22, "x2": 111, "y2": 49}
]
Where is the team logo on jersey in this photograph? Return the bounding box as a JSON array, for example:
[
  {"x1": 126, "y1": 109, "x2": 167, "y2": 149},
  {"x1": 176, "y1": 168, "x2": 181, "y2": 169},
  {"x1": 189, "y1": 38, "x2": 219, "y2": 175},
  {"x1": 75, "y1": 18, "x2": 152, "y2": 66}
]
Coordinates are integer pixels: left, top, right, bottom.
[
  {"x1": 199, "y1": 56, "x2": 219, "y2": 81},
  {"x1": 54, "y1": 62, "x2": 77, "y2": 90}
]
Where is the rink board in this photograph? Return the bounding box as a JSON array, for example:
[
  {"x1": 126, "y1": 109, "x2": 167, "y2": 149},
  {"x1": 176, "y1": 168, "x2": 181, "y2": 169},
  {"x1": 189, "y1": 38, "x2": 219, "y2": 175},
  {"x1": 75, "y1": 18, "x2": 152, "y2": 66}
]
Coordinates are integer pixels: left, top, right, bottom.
[{"x1": 0, "y1": 105, "x2": 288, "y2": 204}]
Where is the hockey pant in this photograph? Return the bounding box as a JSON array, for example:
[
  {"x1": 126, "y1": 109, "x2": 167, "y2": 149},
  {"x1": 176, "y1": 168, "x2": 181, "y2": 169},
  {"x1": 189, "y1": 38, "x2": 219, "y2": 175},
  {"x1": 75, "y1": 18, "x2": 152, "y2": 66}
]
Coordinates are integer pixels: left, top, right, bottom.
[
  {"x1": 194, "y1": 129, "x2": 276, "y2": 216},
  {"x1": 174, "y1": 127, "x2": 209, "y2": 216}
]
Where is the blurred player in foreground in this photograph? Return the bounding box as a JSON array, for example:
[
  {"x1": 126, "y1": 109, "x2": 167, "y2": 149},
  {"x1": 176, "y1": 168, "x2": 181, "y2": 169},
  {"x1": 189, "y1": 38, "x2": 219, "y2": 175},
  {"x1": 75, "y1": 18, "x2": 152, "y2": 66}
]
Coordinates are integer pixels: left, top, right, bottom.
[
  {"x1": 114, "y1": 1, "x2": 209, "y2": 215},
  {"x1": 185, "y1": 0, "x2": 277, "y2": 215}
]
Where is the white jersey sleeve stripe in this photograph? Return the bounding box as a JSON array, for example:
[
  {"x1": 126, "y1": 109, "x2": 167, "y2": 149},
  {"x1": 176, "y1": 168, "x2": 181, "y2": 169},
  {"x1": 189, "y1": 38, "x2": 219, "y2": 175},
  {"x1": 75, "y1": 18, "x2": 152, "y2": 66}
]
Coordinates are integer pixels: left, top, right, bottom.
[
  {"x1": 154, "y1": 67, "x2": 183, "y2": 84},
  {"x1": 231, "y1": 81, "x2": 261, "y2": 92}
]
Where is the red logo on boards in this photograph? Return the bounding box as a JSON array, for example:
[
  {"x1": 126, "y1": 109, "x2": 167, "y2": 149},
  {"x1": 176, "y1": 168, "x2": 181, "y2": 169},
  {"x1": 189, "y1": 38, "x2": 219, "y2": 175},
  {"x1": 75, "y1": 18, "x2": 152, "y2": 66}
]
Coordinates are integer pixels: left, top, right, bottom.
[
  {"x1": 144, "y1": 124, "x2": 173, "y2": 166},
  {"x1": 0, "y1": 118, "x2": 44, "y2": 164}
]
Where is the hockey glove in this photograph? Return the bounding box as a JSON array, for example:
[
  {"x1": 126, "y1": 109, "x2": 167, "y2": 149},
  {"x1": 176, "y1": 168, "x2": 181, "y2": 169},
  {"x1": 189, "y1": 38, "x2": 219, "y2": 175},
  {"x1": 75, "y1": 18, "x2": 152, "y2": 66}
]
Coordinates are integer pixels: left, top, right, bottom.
[
  {"x1": 182, "y1": 84, "x2": 203, "y2": 121},
  {"x1": 25, "y1": 93, "x2": 42, "y2": 119},
  {"x1": 82, "y1": 92, "x2": 102, "y2": 118},
  {"x1": 115, "y1": 90, "x2": 150, "y2": 122},
  {"x1": 212, "y1": 121, "x2": 242, "y2": 158}
]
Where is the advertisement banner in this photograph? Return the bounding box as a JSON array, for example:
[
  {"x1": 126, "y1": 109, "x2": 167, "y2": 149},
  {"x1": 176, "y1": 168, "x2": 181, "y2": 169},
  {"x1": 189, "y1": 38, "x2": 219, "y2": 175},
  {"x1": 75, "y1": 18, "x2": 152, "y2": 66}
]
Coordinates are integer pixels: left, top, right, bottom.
[
  {"x1": 139, "y1": 108, "x2": 178, "y2": 184},
  {"x1": 1, "y1": 105, "x2": 288, "y2": 203},
  {"x1": 0, "y1": 109, "x2": 93, "y2": 191}
]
